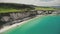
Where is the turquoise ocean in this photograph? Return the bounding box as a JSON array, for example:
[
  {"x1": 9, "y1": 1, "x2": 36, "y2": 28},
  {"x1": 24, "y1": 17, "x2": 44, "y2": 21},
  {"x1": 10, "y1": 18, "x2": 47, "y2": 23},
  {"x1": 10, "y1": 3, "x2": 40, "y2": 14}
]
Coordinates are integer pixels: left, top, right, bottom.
[{"x1": 2, "y1": 15, "x2": 60, "y2": 34}]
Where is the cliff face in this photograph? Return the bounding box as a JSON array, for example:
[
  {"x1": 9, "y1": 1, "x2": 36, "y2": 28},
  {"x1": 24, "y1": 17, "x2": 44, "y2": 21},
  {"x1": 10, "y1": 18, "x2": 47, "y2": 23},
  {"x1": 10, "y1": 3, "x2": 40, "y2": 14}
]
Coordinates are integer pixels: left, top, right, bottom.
[
  {"x1": 0, "y1": 10, "x2": 59, "y2": 24},
  {"x1": 0, "y1": 10, "x2": 60, "y2": 29},
  {"x1": 9, "y1": 12, "x2": 31, "y2": 20},
  {"x1": 0, "y1": 11, "x2": 37, "y2": 27},
  {"x1": 0, "y1": 12, "x2": 30, "y2": 22}
]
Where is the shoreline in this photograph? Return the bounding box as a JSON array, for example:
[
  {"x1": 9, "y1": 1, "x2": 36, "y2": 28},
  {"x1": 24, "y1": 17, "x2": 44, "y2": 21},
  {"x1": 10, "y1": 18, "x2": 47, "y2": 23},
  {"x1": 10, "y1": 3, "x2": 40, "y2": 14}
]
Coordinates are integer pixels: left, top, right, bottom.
[
  {"x1": 0, "y1": 15, "x2": 43, "y2": 33},
  {"x1": 0, "y1": 14, "x2": 57, "y2": 33}
]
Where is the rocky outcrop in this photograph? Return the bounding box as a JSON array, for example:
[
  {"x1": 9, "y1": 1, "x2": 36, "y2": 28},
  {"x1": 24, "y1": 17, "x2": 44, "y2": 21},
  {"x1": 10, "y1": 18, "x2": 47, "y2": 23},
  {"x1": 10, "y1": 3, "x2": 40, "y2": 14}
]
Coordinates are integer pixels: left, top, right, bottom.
[
  {"x1": 37, "y1": 11, "x2": 43, "y2": 15},
  {"x1": 0, "y1": 11, "x2": 34, "y2": 22},
  {"x1": 9, "y1": 12, "x2": 31, "y2": 20},
  {"x1": 0, "y1": 10, "x2": 60, "y2": 28},
  {"x1": 1, "y1": 16, "x2": 10, "y2": 22},
  {"x1": 0, "y1": 10, "x2": 59, "y2": 22},
  {"x1": 37, "y1": 10, "x2": 54, "y2": 15}
]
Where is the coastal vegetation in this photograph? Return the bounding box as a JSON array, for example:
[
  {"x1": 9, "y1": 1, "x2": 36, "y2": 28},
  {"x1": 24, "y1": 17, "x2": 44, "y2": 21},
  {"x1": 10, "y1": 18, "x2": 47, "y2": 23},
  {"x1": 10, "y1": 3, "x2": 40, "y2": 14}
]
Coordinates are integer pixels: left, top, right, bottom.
[
  {"x1": 0, "y1": 3, "x2": 60, "y2": 29},
  {"x1": 35, "y1": 6, "x2": 59, "y2": 10},
  {"x1": 0, "y1": 3, "x2": 59, "y2": 13},
  {"x1": 0, "y1": 3, "x2": 34, "y2": 13}
]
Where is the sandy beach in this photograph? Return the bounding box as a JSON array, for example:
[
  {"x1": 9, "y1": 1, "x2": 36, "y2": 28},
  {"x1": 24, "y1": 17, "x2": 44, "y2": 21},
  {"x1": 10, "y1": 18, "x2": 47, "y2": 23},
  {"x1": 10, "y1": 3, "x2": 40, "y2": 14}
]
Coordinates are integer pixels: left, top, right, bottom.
[{"x1": 0, "y1": 15, "x2": 43, "y2": 33}]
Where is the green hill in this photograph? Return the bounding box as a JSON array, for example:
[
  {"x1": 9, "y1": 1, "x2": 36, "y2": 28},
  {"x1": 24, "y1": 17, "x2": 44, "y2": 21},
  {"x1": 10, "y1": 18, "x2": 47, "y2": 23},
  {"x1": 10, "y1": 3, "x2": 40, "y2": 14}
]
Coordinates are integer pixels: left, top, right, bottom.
[
  {"x1": 0, "y1": 3, "x2": 59, "y2": 13},
  {"x1": 35, "y1": 6, "x2": 58, "y2": 10},
  {"x1": 0, "y1": 3, "x2": 34, "y2": 13}
]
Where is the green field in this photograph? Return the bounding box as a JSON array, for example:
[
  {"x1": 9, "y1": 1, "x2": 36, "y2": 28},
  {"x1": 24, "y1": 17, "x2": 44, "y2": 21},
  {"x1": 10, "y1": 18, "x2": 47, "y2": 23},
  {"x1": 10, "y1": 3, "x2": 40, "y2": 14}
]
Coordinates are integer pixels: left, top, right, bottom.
[
  {"x1": 35, "y1": 7, "x2": 59, "y2": 10},
  {"x1": 0, "y1": 6, "x2": 32, "y2": 13},
  {"x1": 0, "y1": 3, "x2": 60, "y2": 13},
  {"x1": 0, "y1": 7, "x2": 58, "y2": 13},
  {"x1": 0, "y1": 3, "x2": 34, "y2": 13},
  {"x1": 0, "y1": 8, "x2": 29, "y2": 13}
]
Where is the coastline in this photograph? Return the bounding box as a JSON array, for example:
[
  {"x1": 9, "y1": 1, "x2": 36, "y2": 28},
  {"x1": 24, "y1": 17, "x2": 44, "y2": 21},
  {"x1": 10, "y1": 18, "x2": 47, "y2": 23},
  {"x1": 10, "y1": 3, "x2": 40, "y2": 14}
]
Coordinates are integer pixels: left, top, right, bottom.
[{"x1": 0, "y1": 15, "x2": 43, "y2": 33}]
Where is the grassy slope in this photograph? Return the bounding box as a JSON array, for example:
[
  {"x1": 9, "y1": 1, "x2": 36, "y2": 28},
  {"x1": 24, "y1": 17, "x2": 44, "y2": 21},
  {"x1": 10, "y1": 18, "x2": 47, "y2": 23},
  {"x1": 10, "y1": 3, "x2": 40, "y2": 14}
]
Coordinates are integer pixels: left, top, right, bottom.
[
  {"x1": 35, "y1": 7, "x2": 58, "y2": 10},
  {"x1": 0, "y1": 3, "x2": 34, "y2": 13},
  {"x1": 0, "y1": 6, "x2": 59, "y2": 13},
  {"x1": 0, "y1": 8, "x2": 28, "y2": 13},
  {"x1": 0, "y1": 3, "x2": 59, "y2": 13},
  {"x1": 0, "y1": 7, "x2": 58, "y2": 13}
]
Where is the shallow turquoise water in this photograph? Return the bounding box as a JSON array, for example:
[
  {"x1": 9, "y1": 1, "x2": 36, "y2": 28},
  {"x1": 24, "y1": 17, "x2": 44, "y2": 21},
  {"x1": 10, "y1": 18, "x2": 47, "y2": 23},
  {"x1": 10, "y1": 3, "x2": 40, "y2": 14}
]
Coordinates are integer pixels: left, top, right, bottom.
[{"x1": 2, "y1": 15, "x2": 60, "y2": 34}]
